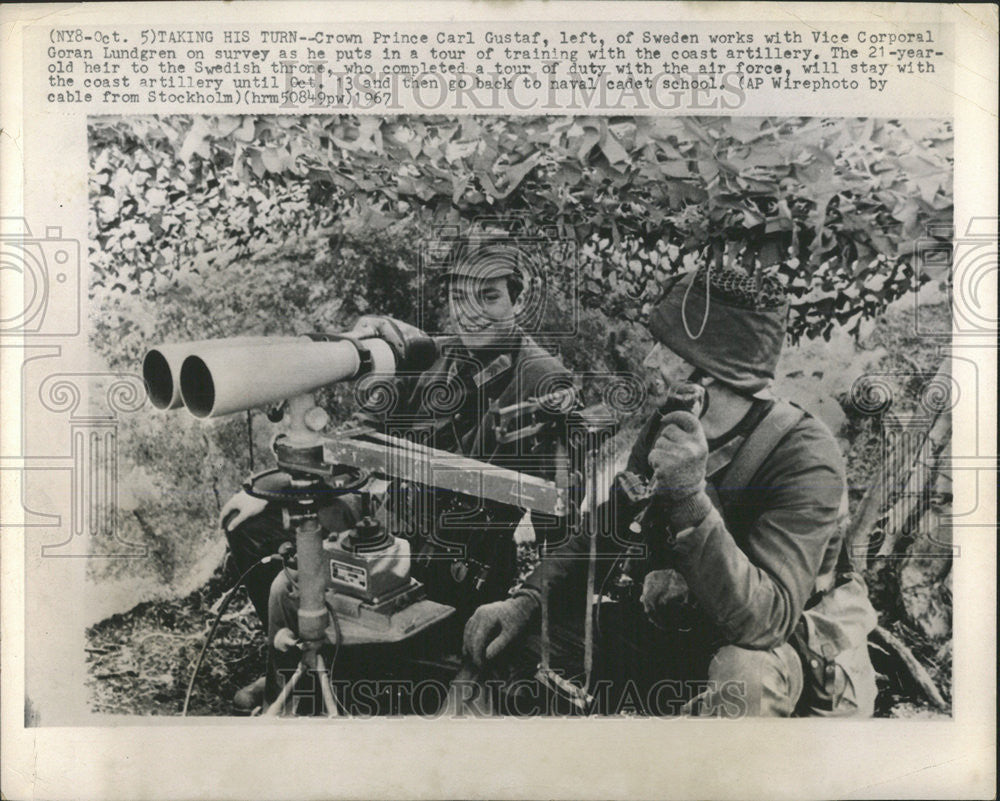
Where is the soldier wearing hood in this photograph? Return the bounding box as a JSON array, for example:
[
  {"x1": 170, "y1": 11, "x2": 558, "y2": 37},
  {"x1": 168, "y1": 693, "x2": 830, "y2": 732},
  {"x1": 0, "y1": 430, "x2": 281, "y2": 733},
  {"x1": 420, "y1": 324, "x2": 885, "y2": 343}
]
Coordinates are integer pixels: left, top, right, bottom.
[{"x1": 463, "y1": 265, "x2": 879, "y2": 717}]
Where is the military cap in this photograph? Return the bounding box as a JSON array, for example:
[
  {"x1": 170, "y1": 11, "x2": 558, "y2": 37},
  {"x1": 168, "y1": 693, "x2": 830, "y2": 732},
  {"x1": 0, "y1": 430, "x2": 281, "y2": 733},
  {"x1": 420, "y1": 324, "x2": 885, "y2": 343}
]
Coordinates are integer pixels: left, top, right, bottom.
[{"x1": 435, "y1": 231, "x2": 526, "y2": 283}]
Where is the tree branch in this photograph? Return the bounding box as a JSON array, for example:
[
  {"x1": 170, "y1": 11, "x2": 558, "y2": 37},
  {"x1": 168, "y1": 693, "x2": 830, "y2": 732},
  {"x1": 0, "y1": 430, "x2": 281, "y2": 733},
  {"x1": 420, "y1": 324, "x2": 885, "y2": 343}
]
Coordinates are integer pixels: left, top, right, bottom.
[{"x1": 871, "y1": 625, "x2": 948, "y2": 711}]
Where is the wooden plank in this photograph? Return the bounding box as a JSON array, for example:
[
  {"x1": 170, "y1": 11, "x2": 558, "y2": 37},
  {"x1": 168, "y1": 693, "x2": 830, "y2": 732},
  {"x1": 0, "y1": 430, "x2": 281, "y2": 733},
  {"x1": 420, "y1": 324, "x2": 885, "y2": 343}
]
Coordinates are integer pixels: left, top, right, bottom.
[{"x1": 322, "y1": 432, "x2": 569, "y2": 517}]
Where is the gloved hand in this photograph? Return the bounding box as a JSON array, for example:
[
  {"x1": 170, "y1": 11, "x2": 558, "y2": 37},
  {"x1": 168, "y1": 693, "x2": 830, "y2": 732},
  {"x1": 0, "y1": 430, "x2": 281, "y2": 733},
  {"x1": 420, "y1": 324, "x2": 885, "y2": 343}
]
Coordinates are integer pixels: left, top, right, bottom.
[
  {"x1": 640, "y1": 569, "x2": 692, "y2": 630},
  {"x1": 647, "y1": 410, "x2": 708, "y2": 501},
  {"x1": 463, "y1": 595, "x2": 538, "y2": 668},
  {"x1": 219, "y1": 490, "x2": 268, "y2": 532}
]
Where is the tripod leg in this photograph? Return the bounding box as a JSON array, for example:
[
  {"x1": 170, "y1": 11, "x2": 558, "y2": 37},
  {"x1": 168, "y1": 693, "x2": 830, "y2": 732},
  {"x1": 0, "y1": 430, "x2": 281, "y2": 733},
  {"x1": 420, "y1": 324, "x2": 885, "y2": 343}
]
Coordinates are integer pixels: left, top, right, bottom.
[
  {"x1": 583, "y1": 445, "x2": 599, "y2": 692},
  {"x1": 263, "y1": 662, "x2": 305, "y2": 716},
  {"x1": 315, "y1": 652, "x2": 340, "y2": 717}
]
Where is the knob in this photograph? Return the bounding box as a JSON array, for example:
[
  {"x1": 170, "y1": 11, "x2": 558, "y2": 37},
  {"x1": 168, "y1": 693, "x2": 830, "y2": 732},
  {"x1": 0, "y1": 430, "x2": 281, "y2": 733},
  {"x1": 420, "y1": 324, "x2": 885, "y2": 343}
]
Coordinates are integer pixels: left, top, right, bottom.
[
  {"x1": 450, "y1": 560, "x2": 469, "y2": 583},
  {"x1": 474, "y1": 565, "x2": 490, "y2": 591},
  {"x1": 278, "y1": 541, "x2": 297, "y2": 569},
  {"x1": 303, "y1": 406, "x2": 330, "y2": 432}
]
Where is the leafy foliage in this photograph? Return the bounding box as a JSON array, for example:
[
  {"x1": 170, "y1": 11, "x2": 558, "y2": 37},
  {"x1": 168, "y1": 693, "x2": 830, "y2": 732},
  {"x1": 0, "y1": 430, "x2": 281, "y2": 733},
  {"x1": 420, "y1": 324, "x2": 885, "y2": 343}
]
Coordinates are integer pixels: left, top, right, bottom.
[
  {"x1": 86, "y1": 116, "x2": 955, "y2": 716},
  {"x1": 90, "y1": 115, "x2": 953, "y2": 342}
]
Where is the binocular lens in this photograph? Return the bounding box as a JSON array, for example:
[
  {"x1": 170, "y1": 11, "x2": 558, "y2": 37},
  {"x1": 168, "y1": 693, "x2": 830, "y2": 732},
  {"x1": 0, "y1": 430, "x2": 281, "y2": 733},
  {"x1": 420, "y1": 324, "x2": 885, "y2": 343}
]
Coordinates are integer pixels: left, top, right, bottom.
[
  {"x1": 142, "y1": 349, "x2": 176, "y2": 410},
  {"x1": 179, "y1": 356, "x2": 216, "y2": 418}
]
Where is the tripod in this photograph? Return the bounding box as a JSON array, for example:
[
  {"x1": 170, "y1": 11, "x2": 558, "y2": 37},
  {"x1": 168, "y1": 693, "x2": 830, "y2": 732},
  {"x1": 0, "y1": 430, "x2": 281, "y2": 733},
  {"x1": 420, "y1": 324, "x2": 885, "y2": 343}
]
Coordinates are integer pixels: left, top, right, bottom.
[
  {"x1": 262, "y1": 512, "x2": 342, "y2": 718},
  {"x1": 244, "y1": 394, "x2": 370, "y2": 717}
]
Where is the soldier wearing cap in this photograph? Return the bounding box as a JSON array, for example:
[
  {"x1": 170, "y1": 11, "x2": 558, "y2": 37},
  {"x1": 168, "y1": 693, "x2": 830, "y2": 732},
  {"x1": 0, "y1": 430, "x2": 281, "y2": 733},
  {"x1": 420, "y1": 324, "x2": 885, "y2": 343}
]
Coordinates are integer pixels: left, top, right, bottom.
[
  {"x1": 224, "y1": 234, "x2": 576, "y2": 711},
  {"x1": 462, "y1": 265, "x2": 878, "y2": 717},
  {"x1": 336, "y1": 236, "x2": 575, "y2": 614}
]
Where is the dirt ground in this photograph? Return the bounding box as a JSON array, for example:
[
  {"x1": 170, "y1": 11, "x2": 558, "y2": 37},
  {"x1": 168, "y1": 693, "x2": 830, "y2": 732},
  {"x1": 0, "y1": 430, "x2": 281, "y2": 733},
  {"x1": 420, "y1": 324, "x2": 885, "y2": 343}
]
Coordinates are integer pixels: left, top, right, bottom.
[
  {"x1": 86, "y1": 545, "x2": 948, "y2": 718},
  {"x1": 86, "y1": 301, "x2": 953, "y2": 719}
]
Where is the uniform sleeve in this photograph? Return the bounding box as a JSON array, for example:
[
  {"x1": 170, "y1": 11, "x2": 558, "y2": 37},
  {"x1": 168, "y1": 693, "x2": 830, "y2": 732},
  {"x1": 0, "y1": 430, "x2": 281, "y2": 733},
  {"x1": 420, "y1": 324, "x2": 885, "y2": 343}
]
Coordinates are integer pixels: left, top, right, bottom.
[
  {"x1": 667, "y1": 418, "x2": 846, "y2": 649},
  {"x1": 517, "y1": 420, "x2": 654, "y2": 610}
]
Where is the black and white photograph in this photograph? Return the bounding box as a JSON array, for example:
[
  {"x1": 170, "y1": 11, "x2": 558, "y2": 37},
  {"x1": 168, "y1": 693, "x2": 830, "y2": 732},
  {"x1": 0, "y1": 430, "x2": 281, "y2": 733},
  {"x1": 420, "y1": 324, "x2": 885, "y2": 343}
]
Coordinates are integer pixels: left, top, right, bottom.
[
  {"x1": 1, "y1": 4, "x2": 995, "y2": 800},
  {"x1": 79, "y1": 113, "x2": 956, "y2": 719}
]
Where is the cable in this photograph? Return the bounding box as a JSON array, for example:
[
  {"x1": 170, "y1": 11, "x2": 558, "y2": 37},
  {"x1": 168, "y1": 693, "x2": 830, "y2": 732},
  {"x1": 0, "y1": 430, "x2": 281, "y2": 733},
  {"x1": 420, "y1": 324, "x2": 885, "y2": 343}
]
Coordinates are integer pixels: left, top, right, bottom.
[
  {"x1": 323, "y1": 598, "x2": 343, "y2": 680},
  {"x1": 681, "y1": 262, "x2": 712, "y2": 340},
  {"x1": 246, "y1": 410, "x2": 255, "y2": 472},
  {"x1": 181, "y1": 555, "x2": 277, "y2": 716},
  {"x1": 320, "y1": 597, "x2": 347, "y2": 715}
]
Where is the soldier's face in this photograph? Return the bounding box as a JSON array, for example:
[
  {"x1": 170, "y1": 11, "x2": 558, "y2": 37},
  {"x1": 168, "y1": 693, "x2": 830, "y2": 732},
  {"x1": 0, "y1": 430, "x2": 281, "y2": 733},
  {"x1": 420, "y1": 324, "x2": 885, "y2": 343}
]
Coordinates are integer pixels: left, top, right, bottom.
[
  {"x1": 448, "y1": 275, "x2": 516, "y2": 349},
  {"x1": 642, "y1": 342, "x2": 694, "y2": 399}
]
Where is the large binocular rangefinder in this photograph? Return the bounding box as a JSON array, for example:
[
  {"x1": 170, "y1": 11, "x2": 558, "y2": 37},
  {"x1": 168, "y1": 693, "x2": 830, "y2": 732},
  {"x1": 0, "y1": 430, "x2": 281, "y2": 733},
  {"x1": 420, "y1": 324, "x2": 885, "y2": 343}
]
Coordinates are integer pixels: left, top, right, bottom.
[{"x1": 142, "y1": 318, "x2": 438, "y2": 419}]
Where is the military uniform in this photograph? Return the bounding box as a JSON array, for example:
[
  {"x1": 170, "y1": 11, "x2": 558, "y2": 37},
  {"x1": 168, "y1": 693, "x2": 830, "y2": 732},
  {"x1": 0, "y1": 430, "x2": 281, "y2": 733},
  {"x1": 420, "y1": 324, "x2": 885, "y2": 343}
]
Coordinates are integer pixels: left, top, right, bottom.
[
  {"x1": 351, "y1": 330, "x2": 574, "y2": 615},
  {"x1": 510, "y1": 396, "x2": 877, "y2": 716},
  {"x1": 464, "y1": 265, "x2": 878, "y2": 718}
]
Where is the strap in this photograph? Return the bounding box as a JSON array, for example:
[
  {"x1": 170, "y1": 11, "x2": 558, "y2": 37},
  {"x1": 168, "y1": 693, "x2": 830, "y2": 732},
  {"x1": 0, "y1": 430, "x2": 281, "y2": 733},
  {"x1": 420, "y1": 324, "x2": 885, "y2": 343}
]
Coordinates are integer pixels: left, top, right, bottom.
[
  {"x1": 704, "y1": 434, "x2": 747, "y2": 482},
  {"x1": 718, "y1": 400, "x2": 805, "y2": 494}
]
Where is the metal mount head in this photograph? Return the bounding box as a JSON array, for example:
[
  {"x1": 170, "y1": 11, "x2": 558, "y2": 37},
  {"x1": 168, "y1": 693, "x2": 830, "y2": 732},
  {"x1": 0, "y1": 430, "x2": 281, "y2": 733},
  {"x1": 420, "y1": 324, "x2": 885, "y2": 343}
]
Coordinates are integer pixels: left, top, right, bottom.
[
  {"x1": 243, "y1": 465, "x2": 372, "y2": 517},
  {"x1": 238, "y1": 392, "x2": 373, "y2": 516}
]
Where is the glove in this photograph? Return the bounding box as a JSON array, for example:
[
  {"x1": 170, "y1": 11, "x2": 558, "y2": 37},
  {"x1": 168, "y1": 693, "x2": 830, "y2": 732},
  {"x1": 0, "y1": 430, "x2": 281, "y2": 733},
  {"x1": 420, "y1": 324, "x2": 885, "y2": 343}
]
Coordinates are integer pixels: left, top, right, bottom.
[
  {"x1": 647, "y1": 411, "x2": 713, "y2": 530},
  {"x1": 640, "y1": 569, "x2": 692, "y2": 630},
  {"x1": 219, "y1": 490, "x2": 268, "y2": 532},
  {"x1": 463, "y1": 595, "x2": 538, "y2": 668},
  {"x1": 647, "y1": 410, "x2": 709, "y2": 501}
]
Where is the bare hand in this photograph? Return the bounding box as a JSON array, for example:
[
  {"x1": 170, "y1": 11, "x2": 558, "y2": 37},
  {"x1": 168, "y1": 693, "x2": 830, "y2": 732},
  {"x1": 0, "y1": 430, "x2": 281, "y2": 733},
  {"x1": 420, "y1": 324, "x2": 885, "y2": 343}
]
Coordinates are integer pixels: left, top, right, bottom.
[{"x1": 219, "y1": 490, "x2": 268, "y2": 532}]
